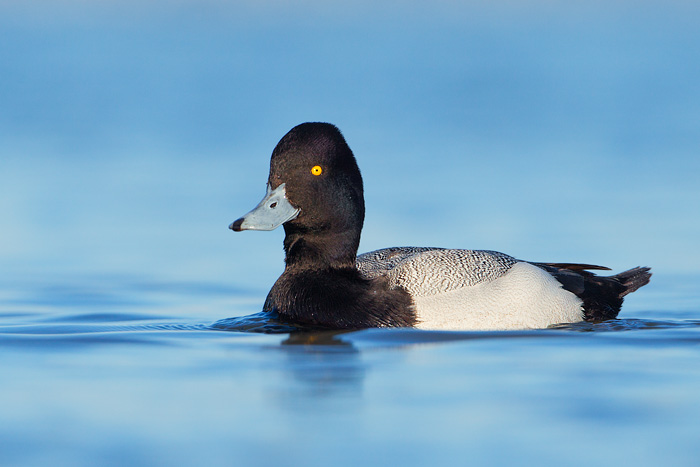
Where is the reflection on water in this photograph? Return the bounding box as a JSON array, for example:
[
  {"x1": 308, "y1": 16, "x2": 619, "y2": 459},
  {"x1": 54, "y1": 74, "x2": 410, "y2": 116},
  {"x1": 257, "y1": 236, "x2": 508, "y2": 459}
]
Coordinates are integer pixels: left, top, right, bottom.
[
  {"x1": 216, "y1": 321, "x2": 366, "y2": 399},
  {"x1": 275, "y1": 332, "x2": 365, "y2": 401}
]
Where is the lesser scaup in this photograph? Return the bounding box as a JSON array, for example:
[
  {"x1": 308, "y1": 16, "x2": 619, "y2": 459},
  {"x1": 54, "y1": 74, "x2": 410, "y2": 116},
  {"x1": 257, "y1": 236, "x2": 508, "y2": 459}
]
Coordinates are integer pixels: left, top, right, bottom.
[{"x1": 229, "y1": 122, "x2": 651, "y2": 330}]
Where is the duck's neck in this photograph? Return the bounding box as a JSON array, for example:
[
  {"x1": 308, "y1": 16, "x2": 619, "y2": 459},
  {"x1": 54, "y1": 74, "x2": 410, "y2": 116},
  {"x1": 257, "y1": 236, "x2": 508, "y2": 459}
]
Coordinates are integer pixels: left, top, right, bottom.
[{"x1": 282, "y1": 226, "x2": 360, "y2": 271}]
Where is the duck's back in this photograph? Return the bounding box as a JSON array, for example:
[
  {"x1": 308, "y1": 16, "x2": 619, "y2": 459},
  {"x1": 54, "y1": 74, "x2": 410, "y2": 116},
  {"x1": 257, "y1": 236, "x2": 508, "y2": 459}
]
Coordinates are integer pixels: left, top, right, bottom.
[{"x1": 357, "y1": 247, "x2": 585, "y2": 330}]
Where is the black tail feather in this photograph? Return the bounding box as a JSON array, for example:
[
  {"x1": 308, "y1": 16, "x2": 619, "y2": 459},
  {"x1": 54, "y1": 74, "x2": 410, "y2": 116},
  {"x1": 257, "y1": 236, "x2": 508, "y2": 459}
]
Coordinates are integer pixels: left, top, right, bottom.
[
  {"x1": 533, "y1": 263, "x2": 652, "y2": 322},
  {"x1": 615, "y1": 266, "x2": 652, "y2": 298}
]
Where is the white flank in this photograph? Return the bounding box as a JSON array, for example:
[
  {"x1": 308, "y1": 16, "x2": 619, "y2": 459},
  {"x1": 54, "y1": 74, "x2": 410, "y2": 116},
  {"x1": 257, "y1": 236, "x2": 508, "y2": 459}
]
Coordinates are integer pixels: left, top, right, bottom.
[{"x1": 413, "y1": 261, "x2": 584, "y2": 331}]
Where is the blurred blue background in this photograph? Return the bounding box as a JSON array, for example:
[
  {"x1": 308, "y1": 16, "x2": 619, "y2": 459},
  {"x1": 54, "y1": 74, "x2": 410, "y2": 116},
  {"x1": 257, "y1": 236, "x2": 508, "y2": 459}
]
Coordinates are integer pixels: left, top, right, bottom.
[
  {"x1": 2, "y1": 3, "x2": 700, "y2": 466},
  {"x1": 1, "y1": 0, "x2": 698, "y2": 297}
]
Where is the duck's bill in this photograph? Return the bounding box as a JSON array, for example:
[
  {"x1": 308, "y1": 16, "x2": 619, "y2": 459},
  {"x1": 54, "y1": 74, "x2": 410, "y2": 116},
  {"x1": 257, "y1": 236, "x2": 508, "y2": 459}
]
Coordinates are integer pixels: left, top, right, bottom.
[{"x1": 229, "y1": 183, "x2": 300, "y2": 231}]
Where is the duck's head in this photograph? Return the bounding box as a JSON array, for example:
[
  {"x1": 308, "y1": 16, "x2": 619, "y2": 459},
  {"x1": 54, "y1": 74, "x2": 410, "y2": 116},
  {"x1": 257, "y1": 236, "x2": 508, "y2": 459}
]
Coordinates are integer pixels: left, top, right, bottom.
[{"x1": 230, "y1": 123, "x2": 365, "y2": 255}]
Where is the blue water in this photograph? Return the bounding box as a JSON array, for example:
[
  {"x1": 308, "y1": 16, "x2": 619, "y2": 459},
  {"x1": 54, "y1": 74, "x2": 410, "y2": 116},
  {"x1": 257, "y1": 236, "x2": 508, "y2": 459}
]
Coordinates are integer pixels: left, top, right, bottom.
[
  {"x1": 2, "y1": 277, "x2": 700, "y2": 466},
  {"x1": 2, "y1": 2, "x2": 700, "y2": 466}
]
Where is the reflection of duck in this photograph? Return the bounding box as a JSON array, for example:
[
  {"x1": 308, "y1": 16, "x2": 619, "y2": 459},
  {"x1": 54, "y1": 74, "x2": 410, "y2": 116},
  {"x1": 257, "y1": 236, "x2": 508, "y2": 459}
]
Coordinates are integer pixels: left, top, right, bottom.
[
  {"x1": 230, "y1": 123, "x2": 651, "y2": 331},
  {"x1": 282, "y1": 331, "x2": 353, "y2": 346},
  {"x1": 277, "y1": 331, "x2": 363, "y2": 400}
]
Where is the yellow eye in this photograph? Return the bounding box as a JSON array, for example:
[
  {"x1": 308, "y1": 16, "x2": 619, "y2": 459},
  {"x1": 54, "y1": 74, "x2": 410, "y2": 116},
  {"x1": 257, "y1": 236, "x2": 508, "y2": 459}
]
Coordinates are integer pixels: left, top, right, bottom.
[{"x1": 311, "y1": 165, "x2": 323, "y2": 176}]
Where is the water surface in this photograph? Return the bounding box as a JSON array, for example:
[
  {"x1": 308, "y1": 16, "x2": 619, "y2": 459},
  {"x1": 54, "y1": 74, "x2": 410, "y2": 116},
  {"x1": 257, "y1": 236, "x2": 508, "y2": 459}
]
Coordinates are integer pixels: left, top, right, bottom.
[{"x1": 2, "y1": 274, "x2": 700, "y2": 466}]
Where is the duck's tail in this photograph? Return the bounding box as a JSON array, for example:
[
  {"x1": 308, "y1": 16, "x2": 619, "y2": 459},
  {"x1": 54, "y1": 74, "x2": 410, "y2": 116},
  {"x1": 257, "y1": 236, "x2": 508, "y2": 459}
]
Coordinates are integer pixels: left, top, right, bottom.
[
  {"x1": 534, "y1": 263, "x2": 652, "y2": 321},
  {"x1": 615, "y1": 266, "x2": 652, "y2": 298}
]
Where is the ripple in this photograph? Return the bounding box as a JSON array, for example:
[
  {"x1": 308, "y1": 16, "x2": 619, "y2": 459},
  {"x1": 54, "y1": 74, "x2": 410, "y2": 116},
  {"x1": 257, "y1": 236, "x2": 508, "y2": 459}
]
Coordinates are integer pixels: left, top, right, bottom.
[
  {"x1": 552, "y1": 318, "x2": 700, "y2": 332},
  {"x1": 2, "y1": 309, "x2": 700, "y2": 351},
  {"x1": 0, "y1": 322, "x2": 209, "y2": 335},
  {"x1": 210, "y1": 311, "x2": 321, "y2": 334}
]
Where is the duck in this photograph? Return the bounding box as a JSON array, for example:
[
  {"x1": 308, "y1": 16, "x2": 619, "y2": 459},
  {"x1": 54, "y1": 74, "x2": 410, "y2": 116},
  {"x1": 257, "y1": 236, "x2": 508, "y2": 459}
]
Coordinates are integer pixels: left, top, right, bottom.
[{"x1": 229, "y1": 122, "x2": 651, "y2": 331}]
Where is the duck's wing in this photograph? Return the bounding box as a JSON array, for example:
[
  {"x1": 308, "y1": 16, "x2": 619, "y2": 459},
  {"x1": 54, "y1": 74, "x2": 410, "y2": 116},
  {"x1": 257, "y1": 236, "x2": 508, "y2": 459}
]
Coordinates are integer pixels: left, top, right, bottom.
[
  {"x1": 529, "y1": 262, "x2": 609, "y2": 295},
  {"x1": 357, "y1": 247, "x2": 517, "y2": 297},
  {"x1": 536, "y1": 262, "x2": 611, "y2": 272}
]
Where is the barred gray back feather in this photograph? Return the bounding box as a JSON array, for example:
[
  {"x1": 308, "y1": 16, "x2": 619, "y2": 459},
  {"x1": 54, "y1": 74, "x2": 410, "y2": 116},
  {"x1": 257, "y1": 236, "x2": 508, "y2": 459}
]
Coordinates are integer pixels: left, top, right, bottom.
[{"x1": 357, "y1": 247, "x2": 517, "y2": 297}]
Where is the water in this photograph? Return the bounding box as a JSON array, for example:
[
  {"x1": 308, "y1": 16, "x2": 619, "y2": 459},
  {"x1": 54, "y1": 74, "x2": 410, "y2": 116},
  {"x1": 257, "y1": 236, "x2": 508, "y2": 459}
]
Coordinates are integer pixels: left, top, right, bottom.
[
  {"x1": 2, "y1": 275, "x2": 700, "y2": 466},
  {"x1": 2, "y1": 2, "x2": 700, "y2": 466}
]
